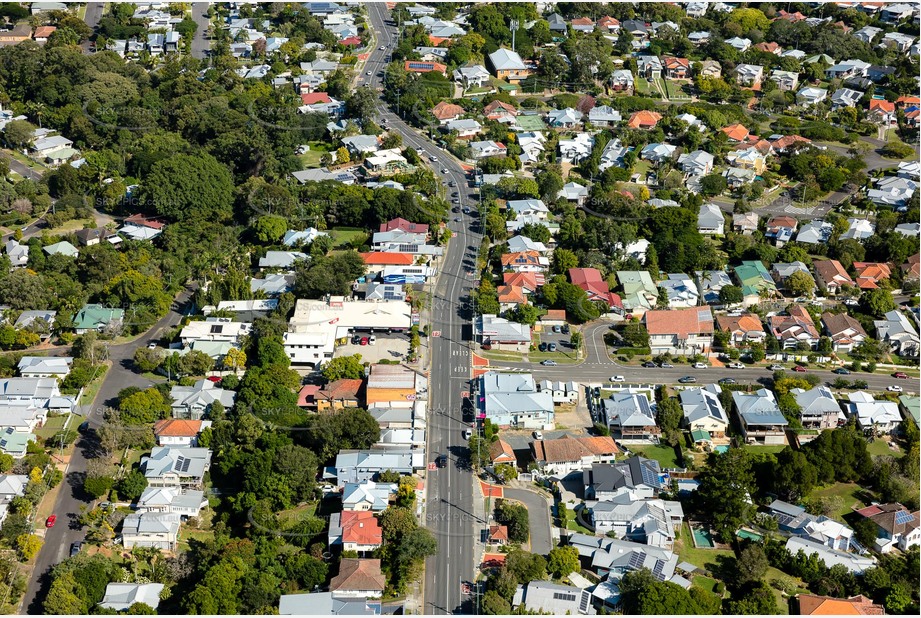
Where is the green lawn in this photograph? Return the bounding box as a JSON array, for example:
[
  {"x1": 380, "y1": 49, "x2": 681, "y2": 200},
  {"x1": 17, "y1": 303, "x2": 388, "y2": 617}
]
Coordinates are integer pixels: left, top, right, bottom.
[
  {"x1": 867, "y1": 437, "x2": 903, "y2": 458},
  {"x1": 675, "y1": 525, "x2": 734, "y2": 573},
  {"x1": 631, "y1": 444, "x2": 680, "y2": 469},
  {"x1": 742, "y1": 444, "x2": 788, "y2": 455},
  {"x1": 35, "y1": 414, "x2": 68, "y2": 442},
  {"x1": 635, "y1": 78, "x2": 651, "y2": 95},
  {"x1": 297, "y1": 141, "x2": 332, "y2": 168},
  {"x1": 328, "y1": 227, "x2": 368, "y2": 249},
  {"x1": 664, "y1": 80, "x2": 691, "y2": 100},
  {"x1": 566, "y1": 519, "x2": 594, "y2": 535},
  {"x1": 808, "y1": 483, "x2": 870, "y2": 520},
  {"x1": 693, "y1": 575, "x2": 720, "y2": 594},
  {"x1": 178, "y1": 529, "x2": 215, "y2": 552}
]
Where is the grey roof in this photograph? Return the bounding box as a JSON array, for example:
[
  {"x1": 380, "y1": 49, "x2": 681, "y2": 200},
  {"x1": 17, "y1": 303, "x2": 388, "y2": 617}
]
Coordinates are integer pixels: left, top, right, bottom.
[
  {"x1": 99, "y1": 583, "x2": 165, "y2": 612},
  {"x1": 679, "y1": 384, "x2": 728, "y2": 426},
  {"x1": 142, "y1": 447, "x2": 211, "y2": 481},
  {"x1": 475, "y1": 314, "x2": 531, "y2": 343},
  {"x1": 603, "y1": 392, "x2": 655, "y2": 428},
  {"x1": 259, "y1": 250, "x2": 307, "y2": 269},
  {"x1": 480, "y1": 371, "x2": 554, "y2": 416},
  {"x1": 732, "y1": 389, "x2": 789, "y2": 426},
  {"x1": 170, "y1": 380, "x2": 236, "y2": 410},
  {"x1": 280, "y1": 592, "x2": 382, "y2": 616},
  {"x1": 138, "y1": 487, "x2": 206, "y2": 510},
  {"x1": 792, "y1": 386, "x2": 840, "y2": 416},
  {"x1": 489, "y1": 47, "x2": 526, "y2": 71},
  {"x1": 585, "y1": 456, "x2": 662, "y2": 493},
  {"x1": 122, "y1": 511, "x2": 181, "y2": 536},
  {"x1": 784, "y1": 536, "x2": 875, "y2": 573},
  {"x1": 512, "y1": 581, "x2": 593, "y2": 615}
]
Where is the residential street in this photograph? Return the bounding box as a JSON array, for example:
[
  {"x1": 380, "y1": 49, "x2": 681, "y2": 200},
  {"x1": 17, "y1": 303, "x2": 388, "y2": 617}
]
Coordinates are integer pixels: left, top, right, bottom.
[
  {"x1": 366, "y1": 5, "x2": 479, "y2": 614},
  {"x1": 190, "y1": 3, "x2": 211, "y2": 60},
  {"x1": 19, "y1": 287, "x2": 196, "y2": 614}
]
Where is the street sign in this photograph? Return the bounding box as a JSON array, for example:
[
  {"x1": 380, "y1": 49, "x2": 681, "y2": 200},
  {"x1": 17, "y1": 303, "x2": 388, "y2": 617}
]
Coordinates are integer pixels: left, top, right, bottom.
[
  {"x1": 432, "y1": 331, "x2": 441, "y2": 337},
  {"x1": 461, "y1": 391, "x2": 469, "y2": 398},
  {"x1": 428, "y1": 462, "x2": 436, "y2": 471}
]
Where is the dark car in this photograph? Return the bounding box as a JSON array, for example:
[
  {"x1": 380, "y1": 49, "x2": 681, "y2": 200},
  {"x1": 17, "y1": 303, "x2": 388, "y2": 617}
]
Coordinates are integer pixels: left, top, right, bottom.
[
  {"x1": 436, "y1": 454, "x2": 448, "y2": 468},
  {"x1": 678, "y1": 376, "x2": 697, "y2": 384},
  {"x1": 561, "y1": 324, "x2": 570, "y2": 334},
  {"x1": 538, "y1": 342, "x2": 548, "y2": 352},
  {"x1": 718, "y1": 377, "x2": 737, "y2": 385},
  {"x1": 69, "y1": 542, "x2": 83, "y2": 557},
  {"x1": 832, "y1": 368, "x2": 851, "y2": 375},
  {"x1": 351, "y1": 335, "x2": 361, "y2": 345},
  {"x1": 642, "y1": 362, "x2": 657, "y2": 368}
]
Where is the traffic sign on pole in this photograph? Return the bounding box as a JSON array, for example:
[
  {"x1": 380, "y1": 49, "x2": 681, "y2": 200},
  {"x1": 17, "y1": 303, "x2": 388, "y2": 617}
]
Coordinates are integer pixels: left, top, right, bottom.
[
  {"x1": 428, "y1": 462, "x2": 436, "y2": 471},
  {"x1": 432, "y1": 330, "x2": 441, "y2": 337}
]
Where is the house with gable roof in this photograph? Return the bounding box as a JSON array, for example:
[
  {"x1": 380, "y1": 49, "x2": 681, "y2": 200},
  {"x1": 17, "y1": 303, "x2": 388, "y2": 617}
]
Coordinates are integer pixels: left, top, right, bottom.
[
  {"x1": 732, "y1": 389, "x2": 788, "y2": 445},
  {"x1": 792, "y1": 386, "x2": 842, "y2": 431},
  {"x1": 679, "y1": 384, "x2": 729, "y2": 437},
  {"x1": 643, "y1": 307, "x2": 714, "y2": 355},
  {"x1": 602, "y1": 391, "x2": 659, "y2": 442},
  {"x1": 821, "y1": 312, "x2": 867, "y2": 353},
  {"x1": 530, "y1": 435, "x2": 619, "y2": 476},
  {"x1": 584, "y1": 455, "x2": 663, "y2": 501}
]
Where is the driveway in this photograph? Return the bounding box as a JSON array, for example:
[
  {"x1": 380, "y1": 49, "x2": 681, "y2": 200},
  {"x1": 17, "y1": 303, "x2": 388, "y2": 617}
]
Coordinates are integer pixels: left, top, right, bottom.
[{"x1": 503, "y1": 486, "x2": 553, "y2": 555}]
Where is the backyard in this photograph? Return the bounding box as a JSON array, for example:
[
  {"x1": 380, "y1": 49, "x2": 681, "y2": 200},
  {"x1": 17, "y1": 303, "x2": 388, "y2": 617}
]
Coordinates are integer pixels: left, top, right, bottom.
[
  {"x1": 807, "y1": 482, "x2": 872, "y2": 520},
  {"x1": 630, "y1": 443, "x2": 681, "y2": 469},
  {"x1": 297, "y1": 141, "x2": 332, "y2": 168}
]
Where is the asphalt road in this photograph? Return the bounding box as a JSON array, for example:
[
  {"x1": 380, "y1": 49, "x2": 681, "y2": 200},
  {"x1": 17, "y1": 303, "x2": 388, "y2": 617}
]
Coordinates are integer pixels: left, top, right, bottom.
[
  {"x1": 19, "y1": 288, "x2": 195, "y2": 614},
  {"x1": 367, "y1": 5, "x2": 479, "y2": 614},
  {"x1": 82, "y1": 2, "x2": 104, "y2": 52},
  {"x1": 490, "y1": 320, "x2": 916, "y2": 395},
  {"x1": 190, "y1": 3, "x2": 211, "y2": 60}
]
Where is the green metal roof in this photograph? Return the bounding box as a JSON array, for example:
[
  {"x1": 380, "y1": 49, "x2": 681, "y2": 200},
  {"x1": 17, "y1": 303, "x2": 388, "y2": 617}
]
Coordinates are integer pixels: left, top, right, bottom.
[{"x1": 691, "y1": 429, "x2": 711, "y2": 442}]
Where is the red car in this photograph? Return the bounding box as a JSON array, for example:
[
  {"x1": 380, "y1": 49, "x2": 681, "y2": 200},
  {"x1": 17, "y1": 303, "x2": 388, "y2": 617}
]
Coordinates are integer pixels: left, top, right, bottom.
[
  {"x1": 45, "y1": 515, "x2": 57, "y2": 528},
  {"x1": 793, "y1": 365, "x2": 807, "y2": 372},
  {"x1": 893, "y1": 372, "x2": 909, "y2": 379},
  {"x1": 206, "y1": 376, "x2": 222, "y2": 383},
  {"x1": 360, "y1": 337, "x2": 369, "y2": 346}
]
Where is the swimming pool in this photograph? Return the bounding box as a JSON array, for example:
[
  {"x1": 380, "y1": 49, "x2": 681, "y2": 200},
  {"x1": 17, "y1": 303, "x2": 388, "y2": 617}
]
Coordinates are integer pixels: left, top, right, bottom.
[
  {"x1": 714, "y1": 445, "x2": 730, "y2": 454},
  {"x1": 737, "y1": 529, "x2": 763, "y2": 542},
  {"x1": 692, "y1": 526, "x2": 715, "y2": 548}
]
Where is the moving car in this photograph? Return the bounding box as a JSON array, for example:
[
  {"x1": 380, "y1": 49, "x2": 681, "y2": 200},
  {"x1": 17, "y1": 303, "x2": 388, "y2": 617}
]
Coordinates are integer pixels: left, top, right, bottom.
[
  {"x1": 718, "y1": 377, "x2": 737, "y2": 385},
  {"x1": 441, "y1": 168, "x2": 449, "y2": 174},
  {"x1": 436, "y1": 454, "x2": 447, "y2": 468},
  {"x1": 768, "y1": 364, "x2": 784, "y2": 371},
  {"x1": 45, "y1": 515, "x2": 56, "y2": 528},
  {"x1": 678, "y1": 376, "x2": 697, "y2": 384},
  {"x1": 463, "y1": 428, "x2": 473, "y2": 440},
  {"x1": 610, "y1": 375, "x2": 625, "y2": 383},
  {"x1": 793, "y1": 365, "x2": 807, "y2": 372},
  {"x1": 379, "y1": 46, "x2": 386, "y2": 50},
  {"x1": 893, "y1": 372, "x2": 909, "y2": 379},
  {"x1": 833, "y1": 368, "x2": 851, "y2": 375},
  {"x1": 540, "y1": 360, "x2": 557, "y2": 366},
  {"x1": 366, "y1": 71, "x2": 372, "y2": 75},
  {"x1": 727, "y1": 362, "x2": 745, "y2": 369},
  {"x1": 887, "y1": 385, "x2": 904, "y2": 392}
]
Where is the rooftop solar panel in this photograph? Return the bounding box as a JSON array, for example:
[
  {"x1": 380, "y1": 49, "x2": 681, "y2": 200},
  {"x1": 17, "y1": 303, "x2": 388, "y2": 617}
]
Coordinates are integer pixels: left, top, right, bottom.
[{"x1": 895, "y1": 510, "x2": 914, "y2": 525}]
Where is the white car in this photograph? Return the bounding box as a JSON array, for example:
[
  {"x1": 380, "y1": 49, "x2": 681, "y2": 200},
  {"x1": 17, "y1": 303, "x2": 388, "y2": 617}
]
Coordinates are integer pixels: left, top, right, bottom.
[
  {"x1": 693, "y1": 362, "x2": 708, "y2": 369},
  {"x1": 379, "y1": 46, "x2": 386, "y2": 50},
  {"x1": 887, "y1": 385, "x2": 904, "y2": 393},
  {"x1": 727, "y1": 362, "x2": 745, "y2": 369},
  {"x1": 441, "y1": 168, "x2": 449, "y2": 174},
  {"x1": 366, "y1": 71, "x2": 372, "y2": 75},
  {"x1": 463, "y1": 428, "x2": 473, "y2": 440},
  {"x1": 533, "y1": 430, "x2": 543, "y2": 440},
  {"x1": 369, "y1": 335, "x2": 376, "y2": 345},
  {"x1": 610, "y1": 375, "x2": 626, "y2": 383}
]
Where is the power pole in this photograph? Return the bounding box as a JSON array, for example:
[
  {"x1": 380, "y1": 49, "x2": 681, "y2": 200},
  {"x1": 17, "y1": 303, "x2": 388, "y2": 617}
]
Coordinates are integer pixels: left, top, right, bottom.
[{"x1": 510, "y1": 19, "x2": 519, "y2": 52}]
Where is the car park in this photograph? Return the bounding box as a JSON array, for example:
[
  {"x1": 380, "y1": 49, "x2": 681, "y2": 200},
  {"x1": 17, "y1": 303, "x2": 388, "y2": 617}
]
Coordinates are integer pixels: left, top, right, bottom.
[
  {"x1": 678, "y1": 376, "x2": 697, "y2": 384},
  {"x1": 610, "y1": 375, "x2": 625, "y2": 382},
  {"x1": 540, "y1": 360, "x2": 557, "y2": 366}
]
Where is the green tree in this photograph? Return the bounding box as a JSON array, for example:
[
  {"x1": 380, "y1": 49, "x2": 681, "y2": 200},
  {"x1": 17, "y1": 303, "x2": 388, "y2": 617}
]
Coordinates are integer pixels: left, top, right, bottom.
[
  {"x1": 547, "y1": 546, "x2": 580, "y2": 578},
  {"x1": 496, "y1": 500, "x2": 529, "y2": 544},
  {"x1": 321, "y1": 354, "x2": 364, "y2": 381},
  {"x1": 141, "y1": 153, "x2": 235, "y2": 223},
  {"x1": 133, "y1": 347, "x2": 162, "y2": 373},
  {"x1": 252, "y1": 215, "x2": 288, "y2": 243},
  {"x1": 696, "y1": 448, "x2": 755, "y2": 542},
  {"x1": 700, "y1": 173, "x2": 728, "y2": 196},
  {"x1": 786, "y1": 271, "x2": 816, "y2": 297},
  {"x1": 655, "y1": 395, "x2": 683, "y2": 446},
  {"x1": 551, "y1": 248, "x2": 578, "y2": 274},
  {"x1": 16, "y1": 534, "x2": 42, "y2": 561},
  {"x1": 719, "y1": 285, "x2": 744, "y2": 305},
  {"x1": 859, "y1": 288, "x2": 896, "y2": 318},
  {"x1": 482, "y1": 590, "x2": 511, "y2": 615},
  {"x1": 117, "y1": 469, "x2": 148, "y2": 501},
  {"x1": 734, "y1": 544, "x2": 769, "y2": 587},
  {"x1": 505, "y1": 549, "x2": 547, "y2": 583},
  {"x1": 772, "y1": 447, "x2": 818, "y2": 502}
]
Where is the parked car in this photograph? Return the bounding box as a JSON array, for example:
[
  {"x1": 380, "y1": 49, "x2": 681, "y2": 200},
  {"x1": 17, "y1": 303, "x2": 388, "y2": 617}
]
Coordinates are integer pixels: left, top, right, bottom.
[
  {"x1": 659, "y1": 362, "x2": 674, "y2": 368},
  {"x1": 887, "y1": 385, "x2": 904, "y2": 393},
  {"x1": 351, "y1": 335, "x2": 362, "y2": 345},
  {"x1": 147, "y1": 341, "x2": 157, "y2": 349},
  {"x1": 45, "y1": 515, "x2": 56, "y2": 528},
  {"x1": 552, "y1": 325, "x2": 562, "y2": 334},
  {"x1": 360, "y1": 337, "x2": 369, "y2": 346},
  {"x1": 538, "y1": 342, "x2": 548, "y2": 352},
  {"x1": 533, "y1": 431, "x2": 543, "y2": 440},
  {"x1": 692, "y1": 362, "x2": 708, "y2": 369},
  {"x1": 642, "y1": 361, "x2": 657, "y2": 368},
  {"x1": 768, "y1": 364, "x2": 784, "y2": 371},
  {"x1": 727, "y1": 362, "x2": 745, "y2": 369},
  {"x1": 561, "y1": 324, "x2": 570, "y2": 334},
  {"x1": 832, "y1": 368, "x2": 851, "y2": 375},
  {"x1": 610, "y1": 375, "x2": 626, "y2": 383},
  {"x1": 69, "y1": 541, "x2": 83, "y2": 557},
  {"x1": 678, "y1": 376, "x2": 697, "y2": 384},
  {"x1": 893, "y1": 372, "x2": 909, "y2": 379},
  {"x1": 548, "y1": 343, "x2": 557, "y2": 352},
  {"x1": 793, "y1": 365, "x2": 807, "y2": 372},
  {"x1": 369, "y1": 335, "x2": 376, "y2": 345},
  {"x1": 540, "y1": 360, "x2": 557, "y2": 366}
]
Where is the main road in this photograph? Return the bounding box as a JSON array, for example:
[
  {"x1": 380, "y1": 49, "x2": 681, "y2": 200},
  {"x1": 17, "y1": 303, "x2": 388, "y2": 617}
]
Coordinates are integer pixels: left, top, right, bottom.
[{"x1": 366, "y1": 5, "x2": 478, "y2": 614}]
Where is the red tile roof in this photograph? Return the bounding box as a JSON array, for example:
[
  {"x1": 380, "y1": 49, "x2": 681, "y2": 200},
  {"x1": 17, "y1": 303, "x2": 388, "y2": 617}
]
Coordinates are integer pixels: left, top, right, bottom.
[
  {"x1": 432, "y1": 101, "x2": 465, "y2": 121},
  {"x1": 568, "y1": 268, "x2": 622, "y2": 308},
  {"x1": 404, "y1": 60, "x2": 447, "y2": 74},
  {"x1": 721, "y1": 123, "x2": 750, "y2": 142},
  {"x1": 380, "y1": 217, "x2": 429, "y2": 234},
  {"x1": 153, "y1": 419, "x2": 203, "y2": 438},
  {"x1": 359, "y1": 252, "x2": 417, "y2": 266},
  {"x1": 869, "y1": 99, "x2": 895, "y2": 113},
  {"x1": 297, "y1": 384, "x2": 320, "y2": 407},
  {"x1": 770, "y1": 134, "x2": 811, "y2": 150},
  {"x1": 338, "y1": 36, "x2": 361, "y2": 46},
  {"x1": 644, "y1": 307, "x2": 714, "y2": 337},
  {"x1": 124, "y1": 214, "x2": 165, "y2": 230},
  {"x1": 497, "y1": 285, "x2": 526, "y2": 305},
  {"x1": 488, "y1": 525, "x2": 509, "y2": 541},
  {"x1": 317, "y1": 379, "x2": 364, "y2": 402},
  {"x1": 489, "y1": 439, "x2": 516, "y2": 464},
  {"x1": 301, "y1": 92, "x2": 331, "y2": 105},
  {"x1": 627, "y1": 110, "x2": 662, "y2": 129},
  {"x1": 340, "y1": 510, "x2": 383, "y2": 546},
  {"x1": 33, "y1": 26, "x2": 56, "y2": 38},
  {"x1": 798, "y1": 594, "x2": 885, "y2": 615},
  {"x1": 330, "y1": 559, "x2": 386, "y2": 592},
  {"x1": 532, "y1": 435, "x2": 619, "y2": 463},
  {"x1": 503, "y1": 271, "x2": 540, "y2": 291}
]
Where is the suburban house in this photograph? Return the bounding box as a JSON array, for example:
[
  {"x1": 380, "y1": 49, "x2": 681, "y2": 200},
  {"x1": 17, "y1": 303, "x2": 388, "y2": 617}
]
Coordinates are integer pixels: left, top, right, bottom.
[
  {"x1": 637, "y1": 55, "x2": 663, "y2": 79},
  {"x1": 477, "y1": 371, "x2": 554, "y2": 429},
  {"x1": 259, "y1": 251, "x2": 307, "y2": 270},
  {"x1": 530, "y1": 435, "x2": 619, "y2": 476},
  {"x1": 590, "y1": 496, "x2": 684, "y2": 549},
  {"x1": 735, "y1": 64, "x2": 763, "y2": 88},
  {"x1": 844, "y1": 392, "x2": 902, "y2": 434},
  {"x1": 99, "y1": 584, "x2": 165, "y2": 612},
  {"x1": 854, "y1": 503, "x2": 920, "y2": 553},
  {"x1": 137, "y1": 487, "x2": 208, "y2": 518},
  {"x1": 17, "y1": 357, "x2": 72, "y2": 379},
  {"x1": 537, "y1": 380, "x2": 580, "y2": 404},
  {"x1": 716, "y1": 313, "x2": 766, "y2": 346},
  {"x1": 469, "y1": 140, "x2": 507, "y2": 159},
  {"x1": 768, "y1": 500, "x2": 858, "y2": 551},
  {"x1": 642, "y1": 142, "x2": 678, "y2": 164},
  {"x1": 431, "y1": 101, "x2": 465, "y2": 124},
  {"x1": 813, "y1": 260, "x2": 855, "y2": 295},
  {"x1": 334, "y1": 449, "x2": 421, "y2": 487},
  {"x1": 797, "y1": 87, "x2": 828, "y2": 106},
  {"x1": 330, "y1": 559, "x2": 386, "y2": 598},
  {"x1": 679, "y1": 150, "x2": 714, "y2": 176},
  {"x1": 732, "y1": 389, "x2": 788, "y2": 445},
  {"x1": 796, "y1": 594, "x2": 884, "y2": 615},
  {"x1": 475, "y1": 314, "x2": 532, "y2": 352},
  {"x1": 601, "y1": 391, "x2": 660, "y2": 442},
  {"x1": 489, "y1": 439, "x2": 517, "y2": 466},
  {"x1": 679, "y1": 384, "x2": 729, "y2": 438},
  {"x1": 770, "y1": 69, "x2": 799, "y2": 91},
  {"x1": 734, "y1": 261, "x2": 777, "y2": 306},
  {"x1": 511, "y1": 581, "x2": 593, "y2": 616},
  {"x1": 770, "y1": 306, "x2": 820, "y2": 350},
  {"x1": 583, "y1": 456, "x2": 664, "y2": 501},
  {"x1": 0, "y1": 474, "x2": 28, "y2": 525},
  {"x1": 663, "y1": 56, "x2": 690, "y2": 79},
  {"x1": 141, "y1": 446, "x2": 212, "y2": 489},
  {"x1": 568, "y1": 268, "x2": 622, "y2": 310},
  {"x1": 329, "y1": 510, "x2": 383, "y2": 554},
  {"x1": 643, "y1": 307, "x2": 714, "y2": 355},
  {"x1": 73, "y1": 304, "x2": 124, "y2": 334},
  {"x1": 792, "y1": 386, "x2": 842, "y2": 431},
  {"x1": 488, "y1": 525, "x2": 509, "y2": 546},
  {"x1": 121, "y1": 512, "x2": 181, "y2": 551},
  {"x1": 341, "y1": 481, "x2": 397, "y2": 512},
  {"x1": 874, "y1": 310, "x2": 919, "y2": 358},
  {"x1": 169, "y1": 380, "x2": 236, "y2": 420},
  {"x1": 830, "y1": 88, "x2": 864, "y2": 109},
  {"x1": 784, "y1": 537, "x2": 875, "y2": 574},
  {"x1": 626, "y1": 110, "x2": 662, "y2": 129},
  {"x1": 697, "y1": 202, "x2": 724, "y2": 235},
  {"x1": 488, "y1": 48, "x2": 533, "y2": 83},
  {"x1": 853, "y1": 262, "x2": 893, "y2": 289},
  {"x1": 695, "y1": 270, "x2": 733, "y2": 305},
  {"x1": 821, "y1": 312, "x2": 867, "y2": 353}
]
